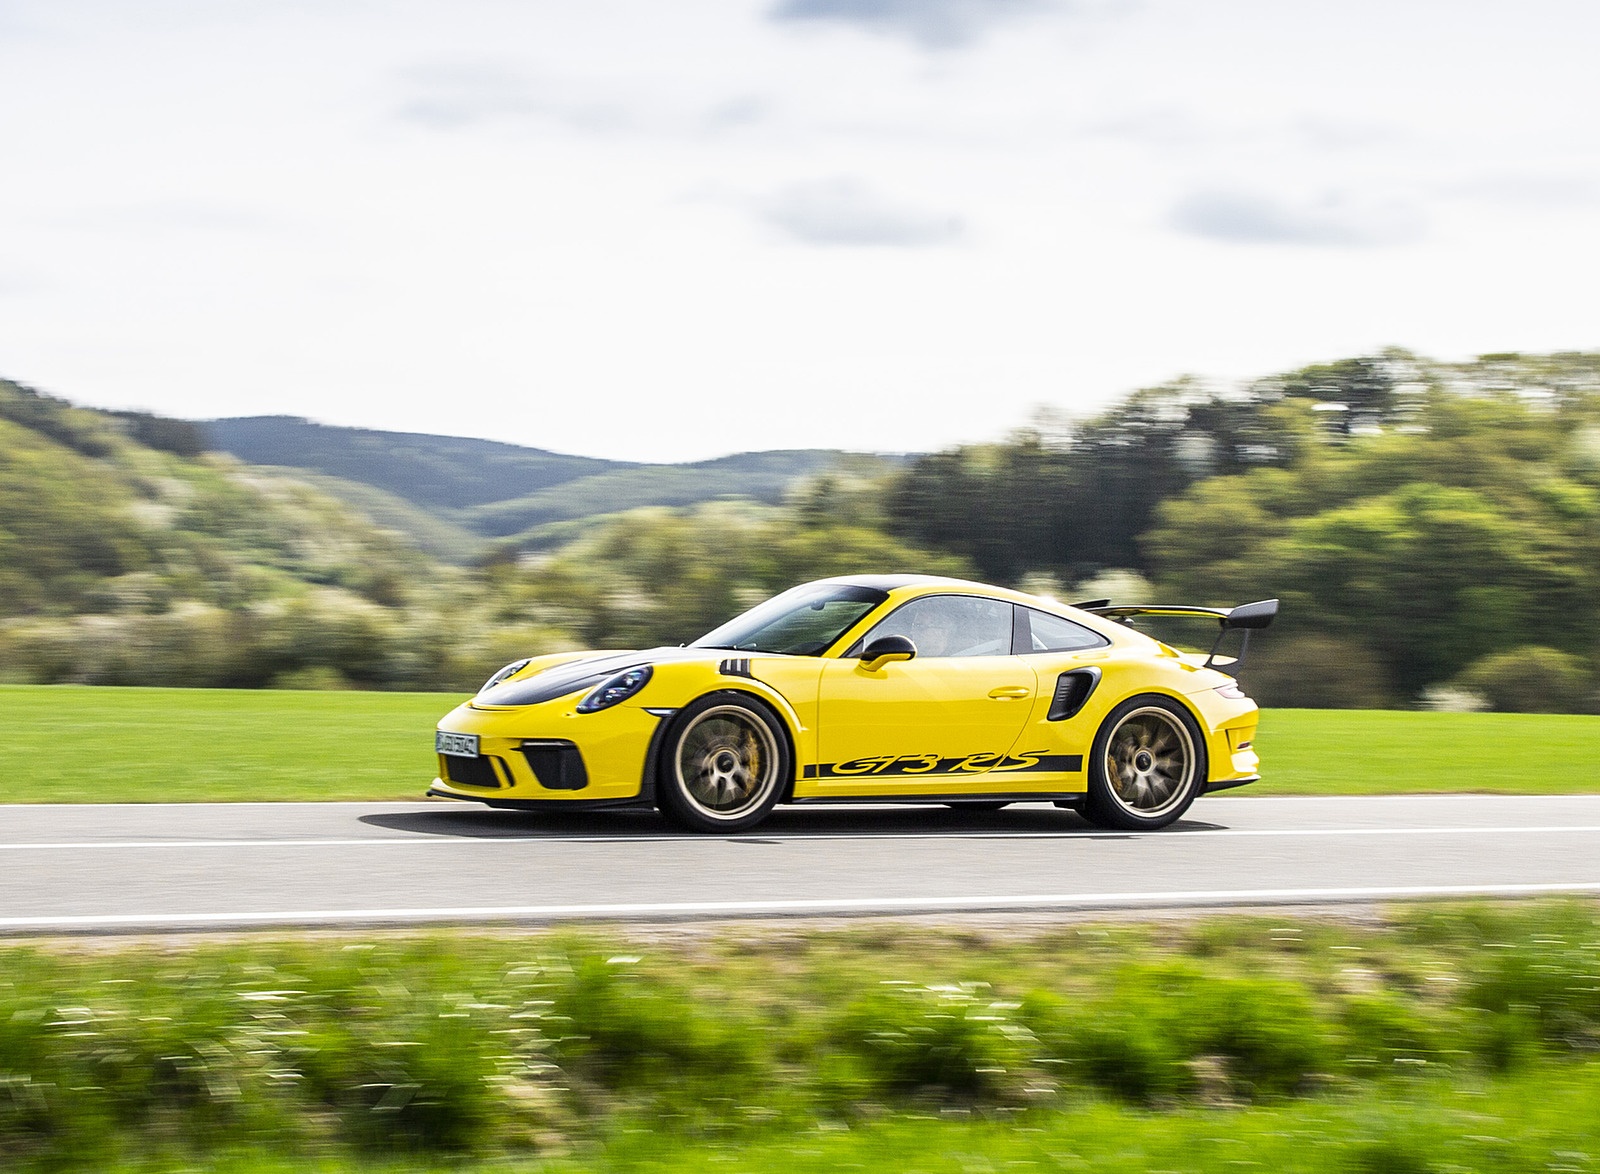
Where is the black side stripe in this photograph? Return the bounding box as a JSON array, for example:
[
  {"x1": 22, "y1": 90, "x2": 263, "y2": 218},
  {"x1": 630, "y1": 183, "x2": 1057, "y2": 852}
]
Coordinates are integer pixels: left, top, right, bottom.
[{"x1": 802, "y1": 753, "x2": 1083, "y2": 780}]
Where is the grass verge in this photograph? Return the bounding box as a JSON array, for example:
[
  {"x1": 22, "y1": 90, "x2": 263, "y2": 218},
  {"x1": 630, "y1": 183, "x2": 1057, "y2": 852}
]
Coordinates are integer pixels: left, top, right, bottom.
[
  {"x1": 0, "y1": 684, "x2": 458, "y2": 803},
  {"x1": 2, "y1": 685, "x2": 1598, "y2": 803},
  {"x1": 3, "y1": 900, "x2": 1599, "y2": 1170},
  {"x1": 1249, "y1": 708, "x2": 1600, "y2": 796}
]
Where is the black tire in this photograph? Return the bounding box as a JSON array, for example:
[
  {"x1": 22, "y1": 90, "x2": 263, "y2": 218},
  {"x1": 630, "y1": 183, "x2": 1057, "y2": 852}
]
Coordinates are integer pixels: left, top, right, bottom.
[
  {"x1": 656, "y1": 692, "x2": 792, "y2": 833},
  {"x1": 1082, "y1": 694, "x2": 1207, "y2": 830}
]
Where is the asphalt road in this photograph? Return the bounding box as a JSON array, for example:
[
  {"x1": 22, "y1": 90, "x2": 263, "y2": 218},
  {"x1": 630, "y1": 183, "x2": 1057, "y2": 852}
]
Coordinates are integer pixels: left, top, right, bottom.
[{"x1": 2, "y1": 794, "x2": 1598, "y2": 934}]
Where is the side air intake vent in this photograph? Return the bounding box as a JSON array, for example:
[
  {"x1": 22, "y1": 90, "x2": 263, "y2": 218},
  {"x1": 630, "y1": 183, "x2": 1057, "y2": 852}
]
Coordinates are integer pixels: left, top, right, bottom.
[
  {"x1": 719, "y1": 658, "x2": 754, "y2": 678},
  {"x1": 442, "y1": 754, "x2": 507, "y2": 789},
  {"x1": 519, "y1": 740, "x2": 589, "y2": 791},
  {"x1": 1048, "y1": 667, "x2": 1102, "y2": 721}
]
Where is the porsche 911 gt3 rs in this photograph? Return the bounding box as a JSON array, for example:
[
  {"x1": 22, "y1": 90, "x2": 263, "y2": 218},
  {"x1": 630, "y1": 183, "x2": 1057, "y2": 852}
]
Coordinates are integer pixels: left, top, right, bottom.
[{"x1": 430, "y1": 575, "x2": 1276, "y2": 832}]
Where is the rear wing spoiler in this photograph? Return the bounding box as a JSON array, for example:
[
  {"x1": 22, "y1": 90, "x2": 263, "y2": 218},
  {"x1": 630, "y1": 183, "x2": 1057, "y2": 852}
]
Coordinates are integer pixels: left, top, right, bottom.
[{"x1": 1073, "y1": 599, "x2": 1279, "y2": 669}]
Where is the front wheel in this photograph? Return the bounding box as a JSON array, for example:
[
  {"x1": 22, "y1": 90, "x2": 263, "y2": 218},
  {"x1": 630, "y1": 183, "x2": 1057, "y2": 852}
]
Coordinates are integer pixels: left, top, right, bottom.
[
  {"x1": 1082, "y1": 695, "x2": 1206, "y2": 830},
  {"x1": 657, "y1": 693, "x2": 791, "y2": 832}
]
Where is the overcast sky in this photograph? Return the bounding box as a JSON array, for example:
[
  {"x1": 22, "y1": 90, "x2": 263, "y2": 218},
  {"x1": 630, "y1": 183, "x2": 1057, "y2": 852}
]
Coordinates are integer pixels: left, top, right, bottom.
[{"x1": 2, "y1": 1, "x2": 1597, "y2": 461}]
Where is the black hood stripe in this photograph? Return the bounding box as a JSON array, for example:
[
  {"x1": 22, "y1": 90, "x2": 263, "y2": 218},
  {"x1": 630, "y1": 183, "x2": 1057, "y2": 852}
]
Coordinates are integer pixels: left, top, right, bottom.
[{"x1": 474, "y1": 647, "x2": 702, "y2": 708}]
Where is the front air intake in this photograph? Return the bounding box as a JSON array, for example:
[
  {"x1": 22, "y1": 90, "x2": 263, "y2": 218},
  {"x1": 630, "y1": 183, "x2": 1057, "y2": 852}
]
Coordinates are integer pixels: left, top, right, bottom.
[
  {"x1": 519, "y1": 740, "x2": 589, "y2": 790},
  {"x1": 441, "y1": 754, "x2": 507, "y2": 789}
]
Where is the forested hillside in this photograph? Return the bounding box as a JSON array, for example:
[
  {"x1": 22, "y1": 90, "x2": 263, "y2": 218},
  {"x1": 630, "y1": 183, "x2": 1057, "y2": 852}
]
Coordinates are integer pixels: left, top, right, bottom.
[
  {"x1": 205, "y1": 416, "x2": 894, "y2": 553},
  {"x1": 6, "y1": 351, "x2": 1600, "y2": 710},
  {"x1": 206, "y1": 416, "x2": 625, "y2": 510},
  {"x1": 0, "y1": 380, "x2": 957, "y2": 691},
  {"x1": 884, "y1": 350, "x2": 1600, "y2": 710}
]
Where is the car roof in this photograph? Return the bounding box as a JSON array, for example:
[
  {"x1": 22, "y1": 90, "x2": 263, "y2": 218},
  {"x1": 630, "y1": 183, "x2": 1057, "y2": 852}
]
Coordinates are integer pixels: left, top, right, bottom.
[
  {"x1": 820, "y1": 573, "x2": 978, "y2": 592},
  {"x1": 815, "y1": 573, "x2": 1142, "y2": 644}
]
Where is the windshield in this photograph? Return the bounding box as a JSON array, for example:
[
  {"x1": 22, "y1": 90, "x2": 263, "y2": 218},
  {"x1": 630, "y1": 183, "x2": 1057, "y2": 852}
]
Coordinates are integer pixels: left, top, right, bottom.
[{"x1": 692, "y1": 583, "x2": 889, "y2": 656}]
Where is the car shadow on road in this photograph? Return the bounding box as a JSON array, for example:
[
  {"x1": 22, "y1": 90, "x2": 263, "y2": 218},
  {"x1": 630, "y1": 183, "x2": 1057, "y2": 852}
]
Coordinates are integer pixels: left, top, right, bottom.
[{"x1": 359, "y1": 804, "x2": 1229, "y2": 839}]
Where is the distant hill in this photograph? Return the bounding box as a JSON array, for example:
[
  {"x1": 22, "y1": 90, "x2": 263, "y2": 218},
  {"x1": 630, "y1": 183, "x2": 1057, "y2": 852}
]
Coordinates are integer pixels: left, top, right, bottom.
[
  {"x1": 465, "y1": 450, "x2": 891, "y2": 538},
  {"x1": 204, "y1": 416, "x2": 910, "y2": 555},
  {"x1": 265, "y1": 468, "x2": 488, "y2": 563},
  {"x1": 203, "y1": 416, "x2": 628, "y2": 511},
  {"x1": 0, "y1": 377, "x2": 438, "y2": 633}
]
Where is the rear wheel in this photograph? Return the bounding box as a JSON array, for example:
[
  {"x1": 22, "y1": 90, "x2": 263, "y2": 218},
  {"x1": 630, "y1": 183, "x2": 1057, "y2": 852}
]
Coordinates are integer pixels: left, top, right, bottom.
[
  {"x1": 657, "y1": 693, "x2": 791, "y2": 832},
  {"x1": 1082, "y1": 695, "x2": 1206, "y2": 830}
]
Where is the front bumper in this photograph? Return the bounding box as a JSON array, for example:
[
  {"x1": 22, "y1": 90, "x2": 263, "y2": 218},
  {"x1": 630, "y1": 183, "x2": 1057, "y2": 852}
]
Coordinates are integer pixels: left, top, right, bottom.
[{"x1": 432, "y1": 699, "x2": 666, "y2": 803}]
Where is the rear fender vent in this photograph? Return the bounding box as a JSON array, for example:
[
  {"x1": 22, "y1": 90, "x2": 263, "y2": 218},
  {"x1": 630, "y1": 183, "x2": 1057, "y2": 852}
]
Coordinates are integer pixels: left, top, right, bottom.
[{"x1": 1048, "y1": 667, "x2": 1102, "y2": 721}]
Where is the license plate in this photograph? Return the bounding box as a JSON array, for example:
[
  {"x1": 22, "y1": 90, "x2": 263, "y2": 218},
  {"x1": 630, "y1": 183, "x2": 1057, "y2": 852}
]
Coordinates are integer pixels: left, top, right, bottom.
[{"x1": 436, "y1": 732, "x2": 479, "y2": 758}]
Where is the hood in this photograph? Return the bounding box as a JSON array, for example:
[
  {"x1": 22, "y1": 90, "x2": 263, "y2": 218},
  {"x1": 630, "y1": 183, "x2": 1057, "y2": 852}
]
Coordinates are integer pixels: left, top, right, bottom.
[{"x1": 472, "y1": 646, "x2": 708, "y2": 708}]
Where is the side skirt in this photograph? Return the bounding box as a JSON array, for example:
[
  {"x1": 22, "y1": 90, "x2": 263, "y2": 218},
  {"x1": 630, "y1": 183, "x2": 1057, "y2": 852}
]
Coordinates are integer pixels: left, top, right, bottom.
[
  {"x1": 426, "y1": 787, "x2": 654, "y2": 812},
  {"x1": 786, "y1": 792, "x2": 1088, "y2": 806},
  {"x1": 1202, "y1": 775, "x2": 1260, "y2": 795}
]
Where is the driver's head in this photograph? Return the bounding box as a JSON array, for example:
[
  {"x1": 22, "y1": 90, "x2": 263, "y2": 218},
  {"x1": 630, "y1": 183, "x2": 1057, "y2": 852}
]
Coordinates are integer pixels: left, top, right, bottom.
[{"x1": 905, "y1": 606, "x2": 954, "y2": 657}]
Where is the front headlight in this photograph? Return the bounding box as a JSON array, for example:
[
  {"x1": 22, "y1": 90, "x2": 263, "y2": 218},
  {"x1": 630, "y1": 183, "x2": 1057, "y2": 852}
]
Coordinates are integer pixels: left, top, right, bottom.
[
  {"x1": 576, "y1": 665, "x2": 653, "y2": 713},
  {"x1": 481, "y1": 658, "x2": 532, "y2": 693}
]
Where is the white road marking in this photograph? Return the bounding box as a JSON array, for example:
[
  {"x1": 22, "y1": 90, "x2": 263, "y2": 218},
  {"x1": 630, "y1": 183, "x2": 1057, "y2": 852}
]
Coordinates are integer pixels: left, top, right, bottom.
[
  {"x1": 3, "y1": 825, "x2": 1600, "y2": 851},
  {"x1": 6, "y1": 881, "x2": 1600, "y2": 931}
]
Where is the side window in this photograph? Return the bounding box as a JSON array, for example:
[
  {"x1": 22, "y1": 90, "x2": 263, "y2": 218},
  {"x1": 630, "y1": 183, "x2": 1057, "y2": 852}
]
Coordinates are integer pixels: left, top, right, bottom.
[
  {"x1": 859, "y1": 596, "x2": 1015, "y2": 659},
  {"x1": 1020, "y1": 607, "x2": 1110, "y2": 654}
]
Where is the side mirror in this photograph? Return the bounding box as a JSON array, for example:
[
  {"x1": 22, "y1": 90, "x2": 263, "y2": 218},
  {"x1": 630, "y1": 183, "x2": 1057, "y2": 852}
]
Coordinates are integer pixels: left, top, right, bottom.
[{"x1": 859, "y1": 635, "x2": 916, "y2": 672}]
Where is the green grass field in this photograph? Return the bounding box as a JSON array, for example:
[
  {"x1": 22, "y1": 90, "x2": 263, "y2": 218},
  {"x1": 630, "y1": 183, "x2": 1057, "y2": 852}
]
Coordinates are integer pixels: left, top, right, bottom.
[
  {"x1": 2, "y1": 684, "x2": 1596, "y2": 803},
  {"x1": 0, "y1": 684, "x2": 461, "y2": 803},
  {"x1": 1250, "y1": 708, "x2": 1600, "y2": 796}
]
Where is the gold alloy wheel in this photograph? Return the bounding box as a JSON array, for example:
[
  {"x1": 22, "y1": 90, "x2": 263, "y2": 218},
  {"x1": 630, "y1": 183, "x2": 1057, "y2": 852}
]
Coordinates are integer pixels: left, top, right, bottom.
[
  {"x1": 673, "y1": 704, "x2": 782, "y2": 821},
  {"x1": 1102, "y1": 705, "x2": 1196, "y2": 818}
]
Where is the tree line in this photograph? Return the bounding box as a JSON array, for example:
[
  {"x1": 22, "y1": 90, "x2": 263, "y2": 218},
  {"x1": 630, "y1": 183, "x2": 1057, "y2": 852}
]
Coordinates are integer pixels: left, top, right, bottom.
[{"x1": 4, "y1": 354, "x2": 1599, "y2": 710}]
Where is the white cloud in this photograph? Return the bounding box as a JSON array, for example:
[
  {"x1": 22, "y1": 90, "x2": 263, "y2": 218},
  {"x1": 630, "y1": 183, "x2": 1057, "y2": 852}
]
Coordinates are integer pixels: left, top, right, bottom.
[
  {"x1": 757, "y1": 177, "x2": 965, "y2": 246},
  {"x1": 50, "y1": 201, "x2": 287, "y2": 236},
  {"x1": 768, "y1": 0, "x2": 1058, "y2": 50},
  {"x1": 392, "y1": 60, "x2": 641, "y2": 133},
  {"x1": 1442, "y1": 173, "x2": 1600, "y2": 208},
  {"x1": 0, "y1": 0, "x2": 1598, "y2": 461},
  {"x1": 1171, "y1": 190, "x2": 1426, "y2": 248}
]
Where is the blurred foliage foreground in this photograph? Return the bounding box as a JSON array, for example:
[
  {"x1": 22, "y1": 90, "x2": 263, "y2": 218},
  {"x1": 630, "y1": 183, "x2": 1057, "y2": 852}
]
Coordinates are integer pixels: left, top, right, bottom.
[
  {"x1": 2, "y1": 902, "x2": 1600, "y2": 1171},
  {"x1": 6, "y1": 349, "x2": 1600, "y2": 710}
]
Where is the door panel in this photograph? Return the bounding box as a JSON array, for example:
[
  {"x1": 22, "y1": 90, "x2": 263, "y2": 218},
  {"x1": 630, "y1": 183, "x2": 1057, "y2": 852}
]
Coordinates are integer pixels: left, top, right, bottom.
[
  {"x1": 997, "y1": 651, "x2": 1118, "y2": 796},
  {"x1": 807, "y1": 656, "x2": 1043, "y2": 796}
]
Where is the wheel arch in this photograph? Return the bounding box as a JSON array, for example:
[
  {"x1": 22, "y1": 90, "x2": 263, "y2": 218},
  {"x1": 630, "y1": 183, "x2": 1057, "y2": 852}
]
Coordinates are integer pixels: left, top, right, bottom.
[
  {"x1": 1147, "y1": 685, "x2": 1227, "y2": 785},
  {"x1": 712, "y1": 686, "x2": 802, "y2": 802},
  {"x1": 638, "y1": 685, "x2": 802, "y2": 806},
  {"x1": 1083, "y1": 689, "x2": 1210, "y2": 829}
]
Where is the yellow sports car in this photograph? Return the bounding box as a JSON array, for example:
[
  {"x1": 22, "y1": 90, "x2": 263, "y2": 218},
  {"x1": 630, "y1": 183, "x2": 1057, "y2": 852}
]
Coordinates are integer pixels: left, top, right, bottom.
[{"x1": 430, "y1": 575, "x2": 1276, "y2": 832}]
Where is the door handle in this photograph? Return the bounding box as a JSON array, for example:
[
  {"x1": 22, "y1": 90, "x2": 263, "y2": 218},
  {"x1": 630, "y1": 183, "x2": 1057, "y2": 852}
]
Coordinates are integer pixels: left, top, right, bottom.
[{"x1": 987, "y1": 686, "x2": 1031, "y2": 699}]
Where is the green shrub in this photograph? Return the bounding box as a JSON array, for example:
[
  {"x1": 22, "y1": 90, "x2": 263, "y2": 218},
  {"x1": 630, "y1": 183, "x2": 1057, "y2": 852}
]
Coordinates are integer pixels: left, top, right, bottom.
[
  {"x1": 834, "y1": 982, "x2": 1035, "y2": 1102},
  {"x1": 551, "y1": 956, "x2": 765, "y2": 1114},
  {"x1": 1346, "y1": 1137, "x2": 1437, "y2": 1174},
  {"x1": 1338, "y1": 993, "x2": 1451, "y2": 1070},
  {"x1": 1463, "y1": 933, "x2": 1600, "y2": 1049},
  {"x1": 1241, "y1": 633, "x2": 1397, "y2": 709},
  {"x1": 1453, "y1": 646, "x2": 1594, "y2": 713},
  {"x1": 1187, "y1": 976, "x2": 1332, "y2": 1095},
  {"x1": 1030, "y1": 963, "x2": 1332, "y2": 1102}
]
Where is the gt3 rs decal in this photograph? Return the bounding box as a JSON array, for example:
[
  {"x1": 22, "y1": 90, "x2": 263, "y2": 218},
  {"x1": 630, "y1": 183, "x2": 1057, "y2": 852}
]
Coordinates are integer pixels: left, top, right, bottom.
[{"x1": 803, "y1": 751, "x2": 1083, "y2": 779}]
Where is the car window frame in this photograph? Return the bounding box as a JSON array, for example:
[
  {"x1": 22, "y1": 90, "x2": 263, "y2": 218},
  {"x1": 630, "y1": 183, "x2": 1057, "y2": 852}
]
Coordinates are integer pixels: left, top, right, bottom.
[
  {"x1": 840, "y1": 593, "x2": 1020, "y2": 661},
  {"x1": 1012, "y1": 605, "x2": 1112, "y2": 655}
]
